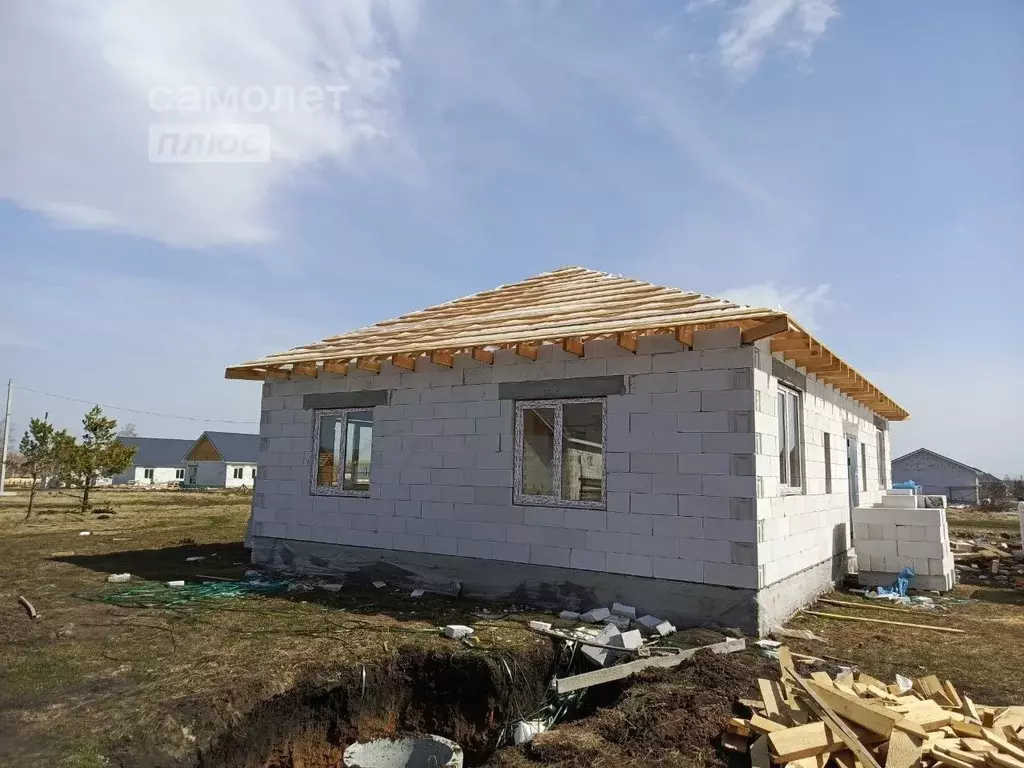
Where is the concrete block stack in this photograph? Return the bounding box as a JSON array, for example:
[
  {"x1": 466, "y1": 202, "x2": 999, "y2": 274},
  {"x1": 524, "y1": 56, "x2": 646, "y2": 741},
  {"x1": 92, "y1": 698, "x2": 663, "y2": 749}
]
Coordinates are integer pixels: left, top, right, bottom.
[{"x1": 851, "y1": 491, "x2": 955, "y2": 591}]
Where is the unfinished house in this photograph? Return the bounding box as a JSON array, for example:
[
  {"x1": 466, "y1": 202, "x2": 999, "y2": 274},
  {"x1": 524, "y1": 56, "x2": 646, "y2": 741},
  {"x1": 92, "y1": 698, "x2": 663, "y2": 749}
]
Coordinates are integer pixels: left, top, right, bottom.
[{"x1": 226, "y1": 267, "x2": 909, "y2": 633}]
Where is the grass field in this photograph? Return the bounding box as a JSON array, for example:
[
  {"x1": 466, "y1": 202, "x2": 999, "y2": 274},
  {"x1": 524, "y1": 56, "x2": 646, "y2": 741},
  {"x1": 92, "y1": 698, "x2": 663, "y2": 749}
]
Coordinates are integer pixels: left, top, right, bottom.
[{"x1": 1, "y1": 492, "x2": 1021, "y2": 767}]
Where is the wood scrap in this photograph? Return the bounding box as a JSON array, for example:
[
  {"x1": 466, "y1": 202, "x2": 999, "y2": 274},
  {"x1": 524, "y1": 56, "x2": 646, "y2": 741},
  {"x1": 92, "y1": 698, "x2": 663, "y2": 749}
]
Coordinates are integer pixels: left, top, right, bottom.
[
  {"x1": 18, "y1": 596, "x2": 39, "y2": 619},
  {"x1": 801, "y1": 611, "x2": 966, "y2": 634},
  {"x1": 817, "y1": 598, "x2": 935, "y2": 615},
  {"x1": 887, "y1": 729, "x2": 926, "y2": 768},
  {"x1": 791, "y1": 675, "x2": 884, "y2": 768}
]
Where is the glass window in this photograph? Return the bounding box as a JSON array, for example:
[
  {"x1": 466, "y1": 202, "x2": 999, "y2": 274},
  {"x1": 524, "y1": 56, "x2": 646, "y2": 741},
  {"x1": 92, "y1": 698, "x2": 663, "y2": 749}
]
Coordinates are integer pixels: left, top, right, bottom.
[
  {"x1": 143, "y1": 468, "x2": 154, "y2": 480},
  {"x1": 861, "y1": 443, "x2": 869, "y2": 492},
  {"x1": 777, "y1": 385, "x2": 803, "y2": 492},
  {"x1": 175, "y1": 469, "x2": 184, "y2": 480},
  {"x1": 312, "y1": 409, "x2": 375, "y2": 495},
  {"x1": 515, "y1": 399, "x2": 605, "y2": 508},
  {"x1": 232, "y1": 467, "x2": 244, "y2": 479},
  {"x1": 876, "y1": 429, "x2": 887, "y2": 489},
  {"x1": 824, "y1": 432, "x2": 833, "y2": 495}
]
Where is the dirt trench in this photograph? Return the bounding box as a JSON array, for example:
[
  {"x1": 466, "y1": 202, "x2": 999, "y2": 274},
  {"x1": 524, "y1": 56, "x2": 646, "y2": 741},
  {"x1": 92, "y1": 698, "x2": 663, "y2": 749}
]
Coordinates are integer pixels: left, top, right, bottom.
[{"x1": 193, "y1": 643, "x2": 557, "y2": 768}]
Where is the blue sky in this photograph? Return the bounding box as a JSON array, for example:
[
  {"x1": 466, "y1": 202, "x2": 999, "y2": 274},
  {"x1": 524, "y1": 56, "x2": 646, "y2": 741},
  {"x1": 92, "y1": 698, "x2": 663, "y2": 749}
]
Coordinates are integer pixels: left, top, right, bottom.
[{"x1": 0, "y1": 0, "x2": 1021, "y2": 474}]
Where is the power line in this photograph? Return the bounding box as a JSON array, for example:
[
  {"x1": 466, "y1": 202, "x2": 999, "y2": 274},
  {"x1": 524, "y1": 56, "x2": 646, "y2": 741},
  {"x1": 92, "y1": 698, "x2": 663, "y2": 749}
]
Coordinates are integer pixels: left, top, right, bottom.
[{"x1": 12, "y1": 384, "x2": 259, "y2": 425}]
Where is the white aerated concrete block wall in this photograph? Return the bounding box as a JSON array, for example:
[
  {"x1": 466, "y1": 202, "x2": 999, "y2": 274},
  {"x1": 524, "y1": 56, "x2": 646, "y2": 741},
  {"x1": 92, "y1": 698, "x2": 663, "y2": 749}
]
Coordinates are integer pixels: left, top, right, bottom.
[
  {"x1": 250, "y1": 328, "x2": 762, "y2": 591},
  {"x1": 753, "y1": 345, "x2": 891, "y2": 592},
  {"x1": 851, "y1": 500, "x2": 955, "y2": 591}
]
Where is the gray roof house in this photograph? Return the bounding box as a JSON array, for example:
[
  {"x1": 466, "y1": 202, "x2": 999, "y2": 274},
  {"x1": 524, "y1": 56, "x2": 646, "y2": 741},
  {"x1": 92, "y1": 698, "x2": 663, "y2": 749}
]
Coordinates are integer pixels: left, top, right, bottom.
[
  {"x1": 112, "y1": 437, "x2": 194, "y2": 485},
  {"x1": 182, "y1": 431, "x2": 260, "y2": 488},
  {"x1": 891, "y1": 448, "x2": 1002, "y2": 504}
]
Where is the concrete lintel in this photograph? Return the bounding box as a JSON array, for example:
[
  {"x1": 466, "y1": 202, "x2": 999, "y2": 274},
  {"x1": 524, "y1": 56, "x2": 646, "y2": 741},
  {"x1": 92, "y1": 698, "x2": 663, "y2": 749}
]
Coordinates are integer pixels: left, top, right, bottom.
[
  {"x1": 303, "y1": 390, "x2": 389, "y2": 410},
  {"x1": 498, "y1": 375, "x2": 626, "y2": 401}
]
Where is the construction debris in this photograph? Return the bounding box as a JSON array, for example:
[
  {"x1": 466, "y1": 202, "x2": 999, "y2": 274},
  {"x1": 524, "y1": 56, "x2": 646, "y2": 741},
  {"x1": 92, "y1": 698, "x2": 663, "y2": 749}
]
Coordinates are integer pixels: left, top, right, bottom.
[
  {"x1": 801, "y1": 610, "x2": 966, "y2": 634},
  {"x1": 443, "y1": 624, "x2": 474, "y2": 639},
  {"x1": 953, "y1": 536, "x2": 1024, "y2": 587},
  {"x1": 18, "y1": 596, "x2": 39, "y2": 619},
  {"x1": 726, "y1": 646, "x2": 1024, "y2": 768},
  {"x1": 773, "y1": 627, "x2": 827, "y2": 642},
  {"x1": 611, "y1": 602, "x2": 637, "y2": 619},
  {"x1": 580, "y1": 607, "x2": 611, "y2": 623},
  {"x1": 106, "y1": 573, "x2": 131, "y2": 583},
  {"x1": 558, "y1": 610, "x2": 581, "y2": 621}
]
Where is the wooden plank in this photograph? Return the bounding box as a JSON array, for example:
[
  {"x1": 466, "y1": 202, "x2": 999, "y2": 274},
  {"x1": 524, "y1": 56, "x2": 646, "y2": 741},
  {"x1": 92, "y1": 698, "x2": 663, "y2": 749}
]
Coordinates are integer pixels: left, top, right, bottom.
[
  {"x1": 943, "y1": 682, "x2": 964, "y2": 711},
  {"x1": 982, "y1": 730, "x2": 1024, "y2": 762},
  {"x1": 905, "y1": 705, "x2": 953, "y2": 731},
  {"x1": 430, "y1": 350, "x2": 454, "y2": 368},
  {"x1": 323, "y1": 360, "x2": 349, "y2": 375},
  {"x1": 771, "y1": 336, "x2": 813, "y2": 353},
  {"x1": 934, "y1": 747, "x2": 987, "y2": 767},
  {"x1": 894, "y1": 720, "x2": 932, "y2": 740},
  {"x1": 552, "y1": 638, "x2": 744, "y2": 695},
  {"x1": 886, "y1": 729, "x2": 925, "y2": 768},
  {"x1": 786, "y1": 755, "x2": 830, "y2": 768},
  {"x1": 800, "y1": 611, "x2": 966, "y2": 634},
  {"x1": 810, "y1": 672, "x2": 834, "y2": 687},
  {"x1": 265, "y1": 366, "x2": 291, "y2": 379},
  {"x1": 728, "y1": 717, "x2": 752, "y2": 737},
  {"x1": 471, "y1": 347, "x2": 494, "y2": 365},
  {"x1": 750, "y1": 714, "x2": 789, "y2": 734},
  {"x1": 759, "y1": 678, "x2": 787, "y2": 723},
  {"x1": 833, "y1": 749, "x2": 864, "y2": 768},
  {"x1": 951, "y1": 722, "x2": 985, "y2": 739},
  {"x1": 803, "y1": 681, "x2": 902, "y2": 737},
  {"x1": 741, "y1": 315, "x2": 791, "y2": 343},
  {"x1": 292, "y1": 361, "x2": 318, "y2": 377},
  {"x1": 616, "y1": 331, "x2": 638, "y2": 352},
  {"x1": 356, "y1": 358, "x2": 381, "y2": 373},
  {"x1": 935, "y1": 751, "x2": 984, "y2": 768},
  {"x1": 768, "y1": 722, "x2": 846, "y2": 762},
  {"x1": 751, "y1": 734, "x2": 771, "y2": 768},
  {"x1": 562, "y1": 338, "x2": 585, "y2": 357},
  {"x1": 514, "y1": 342, "x2": 538, "y2": 360},
  {"x1": 779, "y1": 646, "x2": 798, "y2": 683},
  {"x1": 986, "y1": 753, "x2": 1024, "y2": 768},
  {"x1": 224, "y1": 367, "x2": 266, "y2": 381},
  {"x1": 740, "y1": 698, "x2": 767, "y2": 712},
  {"x1": 675, "y1": 326, "x2": 694, "y2": 347},
  {"x1": 391, "y1": 354, "x2": 417, "y2": 371},
  {"x1": 789, "y1": 677, "x2": 883, "y2": 768},
  {"x1": 963, "y1": 697, "x2": 982, "y2": 722}
]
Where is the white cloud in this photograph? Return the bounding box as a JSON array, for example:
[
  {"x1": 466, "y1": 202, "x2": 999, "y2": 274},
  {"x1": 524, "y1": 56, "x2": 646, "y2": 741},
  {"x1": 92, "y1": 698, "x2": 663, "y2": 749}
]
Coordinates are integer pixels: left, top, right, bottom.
[
  {"x1": 717, "y1": 0, "x2": 838, "y2": 76},
  {"x1": 718, "y1": 281, "x2": 831, "y2": 327},
  {"x1": 0, "y1": 0, "x2": 416, "y2": 248}
]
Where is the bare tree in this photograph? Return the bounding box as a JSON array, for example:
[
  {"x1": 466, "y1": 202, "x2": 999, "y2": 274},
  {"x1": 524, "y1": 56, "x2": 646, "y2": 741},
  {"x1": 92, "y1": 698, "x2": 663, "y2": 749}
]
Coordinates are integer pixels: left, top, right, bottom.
[{"x1": 117, "y1": 422, "x2": 139, "y2": 438}]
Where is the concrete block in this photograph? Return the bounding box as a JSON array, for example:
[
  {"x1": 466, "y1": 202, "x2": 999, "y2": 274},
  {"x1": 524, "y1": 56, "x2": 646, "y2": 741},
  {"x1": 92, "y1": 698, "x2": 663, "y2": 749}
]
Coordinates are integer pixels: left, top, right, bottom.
[
  {"x1": 630, "y1": 373, "x2": 678, "y2": 394},
  {"x1": 650, "y1": 350, "x2": 702, "y2": 373},
  {"x1": 879, "y1": 494, "x2": 917, "y2": 509},
  {"x1": 580, "y1": 607, "x2": 611, "y2": 622},
  {"x1": 444, "y1": 624, "x2": 474, "y2": 639},
  {"x1": 652, "y1": 557, "x2": 703, "y2": 582},
  {"x1": 607, "y1": 552, "x2": 653, "y2": 577},
  {"x1": 701, "y1": 433, "x2": 756, "y2": 454},
  {"x1": 855, "y1": 539, "x2": 897, "y2": 558},
  {"x1": 606, "y1": 355, "x2": 653, "y2": 374},
  {"x1": 652, "y1": 516, "x2": 703, "y2": 538},
  {"x1": 475, "y1": 451, "x2": 513, "y2": 470},
  {"x1": 607, "y1": 492, "x2": 630, "y2": 513},
  {"x1": 702, "y1": 475, "x2": 756, "y2": 498},
  {"x1": 607, "y1": 473, "x2": 653, "y2": 494},
  {"x1": 704, "y1": 562, "x2": 758, "y2": 588},
  {"x1": 679, "y1": 537, "x2": 730, "y2": 563},
  {"x1": 896, "y1": 540, "x2": 945, "y2": 559},
  {"x1": 559, "y1": 610, "x2": 581, "y2": 621},
  {"x1": 473, "y1": 486, "x2": 513, "y2": 506},
  {"x1": 868, "y1": 523, "x2": 883, "y2": 540},
  {"x1": 630, "y1": 453, "x2": 679, "y2": 475},
  {"x1": 648, "y1": 432, "x2": 703, "y2": 454},
  {"x1": 654, "y1": 621, "x2": 676, "y2": 636},
  {"x1": 411, "y1": 485, "x2": 443, "y2": 502},
  {"x1": 704, "y1": 518, "x2": 757, "y2": 543},
  {"x1": 392, "y1": 533, "x2": 425, "y2": 552},
  {"x1": 651, "y1": 473, "x2": 703, "y2": 496},
  {"x1": 607, "y1": 512, "x2": 654, "y2": 535},
  {"x1": 677, "y1": 411, "x2": 731, "y2": 433},
  {"x1": 530, "y1": 544, "x2": 571, "y2": 567},
  {"x1": 611, "y1": 602, "x2": 637, "y2": 619},
  {"x1": 582, "y1": 624, "x2": 621, "y2": 667},
  {"x1": 629, "y1": 533, "x2": 679, "y2": 558},
  {"x1": 895, "y1": 525, "x2": 928, "y2": 542},
  {"x1": 630, "y1": 412, "x2": 681, "y2": 434},
  {"x1": 524, "y1": 506, "x2": 565, "y2": 527},
  {"x1": 630, "y1": 493, "x2": 680, "y2": 515},
  {"x1": 440, "y1": 486, "x2": 474, "y2": 504},
  {"x1": 463, "y1": 469, "x2": 513, "y2": 487},
  {"x1": 570, "y1": 548, "x2": 607, "y2": 570},
  {"x1": 853, "y1": 523, "x2": 871, "y2": 541},
  {"x1": 585, "y1": 530, "x2": 631, "y2": 553},
  {"x1": 650, "y1": 391, "x2": 702, "y2": 412},
  {"x1": 700, "y1": 347, "x2": 754, "y2": 370},
  {"x1": 420, "y1": 502, "x2": 455, "y2": 520},
  {"x1": 469, "y1": 521, "x2": 507, "y2": 542},
  {"x1": 610, "y1": 629, "x2": 643, "y2": 651},
  {"x1": 565, "y1": 507, "x2": 607, "y2": 531},
  {"x1": 701, "y1": 390, "x2": 754, "y2": 412},
  {"x1": 693, "y1": 327, "x2": 741, "y2": 350},
  {"x1": 635, "y1": 614, "x2": 663, "y2": 630},
  {"x1": 457, "y1": 538, "x2": 494, "y2": 559}
]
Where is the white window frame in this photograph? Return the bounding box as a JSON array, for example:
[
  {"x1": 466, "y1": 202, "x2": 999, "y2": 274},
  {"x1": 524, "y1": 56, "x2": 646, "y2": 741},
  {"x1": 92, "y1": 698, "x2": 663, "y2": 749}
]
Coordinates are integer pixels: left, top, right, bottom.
[
  {"x1": 143, "y1": 468, "x2": 155, "y2": 480},
  {"x1": 876, "y1": 429, "x2": 887, "y2": 490},
  {"x1": 174, "y1": 468, "x2": 185, "y2": 480},
  {"x1": 232, "y1": 467, "x2": 244, "y2": 480},
  {"x1": 777, "y1": 384, "x2": 804, "y2": 494},
  {"x1": 823, "y1": 432, "x2": 833, "y2": 495},
  {"x1": 513, "y1": 397, "x2": 607, "y2": 509},
  {"x1": 310, "y1": 407, "x2": 375, "y2": 497}
]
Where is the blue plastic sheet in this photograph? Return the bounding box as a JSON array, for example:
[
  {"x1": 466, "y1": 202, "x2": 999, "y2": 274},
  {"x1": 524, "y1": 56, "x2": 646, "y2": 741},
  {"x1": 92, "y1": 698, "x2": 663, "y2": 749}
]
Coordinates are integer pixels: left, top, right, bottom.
[
  {"x1": 877, "y1": 566, "x2": 915, "y2": 597},
  {"x1": 892, "y1": 480, "x2": 920, "y2": 490}
]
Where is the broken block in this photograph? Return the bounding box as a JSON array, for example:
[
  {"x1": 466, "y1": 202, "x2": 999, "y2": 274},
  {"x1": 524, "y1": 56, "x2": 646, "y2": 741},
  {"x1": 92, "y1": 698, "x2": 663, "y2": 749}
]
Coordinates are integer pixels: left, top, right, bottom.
[
  {"x1": 654, "y1": 621, "x2": 676, "y2": 637},
  {"x1": 559, "y1": 610, "x2": 581, "y2": 621},
  {"x1": 604, "y1": 614, "x2": 632, "y2": 630},
  {"x1": 581, "y1": 624, "x2": 621, "y2": 667},
  {"x1": 443, "y1": 625, "x2": 474, "y2": 639},
  {"x1": 529, "y1": 620, "x2": 552, "y2": 632},
  {"x1": 611, "y1": 602, "x2": 637, "y2": 619},
  {"x1": 610, "y1": 629, "x2": 643, "y2": 651},
  {"x1": 580, "y1": 607, "x2": 611, "y2": 623}
]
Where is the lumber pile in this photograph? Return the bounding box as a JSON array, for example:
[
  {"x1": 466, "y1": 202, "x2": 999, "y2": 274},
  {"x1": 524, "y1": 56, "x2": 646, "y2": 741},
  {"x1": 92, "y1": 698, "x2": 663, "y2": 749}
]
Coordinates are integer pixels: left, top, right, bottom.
[
  {"x1": 723, "y1": 646, "x2": 1024, "y2": 768},
  {"x1": 952, "y1": 538, "x2": 1024, "y2": 588}
]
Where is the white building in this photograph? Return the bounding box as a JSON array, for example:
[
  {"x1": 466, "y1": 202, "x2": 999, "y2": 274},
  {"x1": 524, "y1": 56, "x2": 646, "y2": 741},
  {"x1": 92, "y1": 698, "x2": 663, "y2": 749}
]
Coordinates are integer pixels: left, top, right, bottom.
[
  {"x1": 182, "y1": 431, "x2": 259, "y2": 488},
  {"x1": 111, "y1": 437, "x2": 194, "y2": 485},
  {"x1": 225, "y1": 267, "x2": 910, "y2": 634}
]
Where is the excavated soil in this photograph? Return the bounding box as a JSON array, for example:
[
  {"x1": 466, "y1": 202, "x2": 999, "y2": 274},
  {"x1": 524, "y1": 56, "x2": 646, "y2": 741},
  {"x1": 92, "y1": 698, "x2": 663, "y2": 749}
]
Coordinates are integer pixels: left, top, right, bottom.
[{"x1": 488, "y1": 649, "x2": 775, "y2": 768}]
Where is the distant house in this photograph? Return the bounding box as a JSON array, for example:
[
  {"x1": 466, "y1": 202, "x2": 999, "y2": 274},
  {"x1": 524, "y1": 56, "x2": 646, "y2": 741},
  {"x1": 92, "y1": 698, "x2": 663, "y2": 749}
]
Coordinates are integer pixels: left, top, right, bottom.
[
  {"x1": 891, "y1": 448, "x2": 1002, "y2": 504},
  {"x1": 182, "y1": 431, "x2": 259, "y2": 488},
  {"x1": 112, "y1": 437, "x2": 194, "y2": 485}
]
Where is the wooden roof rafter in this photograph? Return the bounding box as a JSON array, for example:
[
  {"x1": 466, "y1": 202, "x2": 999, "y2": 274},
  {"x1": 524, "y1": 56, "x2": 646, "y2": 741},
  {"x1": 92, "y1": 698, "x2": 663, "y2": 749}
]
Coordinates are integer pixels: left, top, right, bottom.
[{"x1": 225, "y1": 267, "x2": 908, "y2": 421}]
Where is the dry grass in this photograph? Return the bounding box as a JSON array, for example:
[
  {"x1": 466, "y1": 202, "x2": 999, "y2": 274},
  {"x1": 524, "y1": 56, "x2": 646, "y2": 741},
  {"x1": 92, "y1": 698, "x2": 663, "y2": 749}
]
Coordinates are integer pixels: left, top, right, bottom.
[{"x1": 0, "y1": 490, "x2": 543, "y2": 767}]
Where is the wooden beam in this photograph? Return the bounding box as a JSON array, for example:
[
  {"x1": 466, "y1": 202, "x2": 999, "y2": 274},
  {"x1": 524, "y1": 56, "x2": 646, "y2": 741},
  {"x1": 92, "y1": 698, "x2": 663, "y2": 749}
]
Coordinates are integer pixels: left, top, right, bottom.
[
  {"x1": 803, "y1": 681, "x2": 902, "y2": 737},
  {"x1": 742, "y1": 315, "x2": 791, "y2": 343},
  {"x1": 617, "y1": 331, "x2": 638, "y2": 353},
  {"x1": 471, "y1": 347, "x2": 494, "y2": 365},
  {"x1": 392, "y1": 354, "x2": 417, "y2": 371},
  {"x1": 801, "y1": 610, "x2": 966, "y2": 634},
  {"x1": 356, "y1": 358, "x2": 381, "y2": 373},
  {"x1": 292, "y1": 361, "x2": 318, "y2": 378},
  {"x1": 675, "y1": 326, "x2": 694, "y2": 347},
  {"x1": 322, "y1": 360, "x2": 349, "y2": 376},
  {"x1": 792, "y1": 676, "x2": 884, "y2": 768},
  {"x1": 563, "y1": 338, "x2": 585, "y2": 357},
  {"x1": 768, "y1": 721, "x2": 846, "y2": 762},
  {"x1": 265, "y1": 367, "x2": 290, "y2": 379},
  {"x1": 225, "y1": 367, "x2": 265, "y2": 381},
  {"x1": 553, "y1": 638, "x2": 744, "y2": 695},
  {"x1": 514, "y1": 342, "x2": 538, "y2": 361},
  {"x1": 430, "y1": 350, "x2": 454, "y2": 368},
  {"x1": 773, "y1": 336, "x2": 814, "y2": 353}
]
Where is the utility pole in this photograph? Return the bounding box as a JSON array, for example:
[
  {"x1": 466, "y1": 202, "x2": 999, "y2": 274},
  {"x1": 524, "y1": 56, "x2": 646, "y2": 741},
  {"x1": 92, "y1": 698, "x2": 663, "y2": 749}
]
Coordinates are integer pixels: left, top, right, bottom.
[{"x1": 0, "y1": 379, "x2": 11, "y2": 496}]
